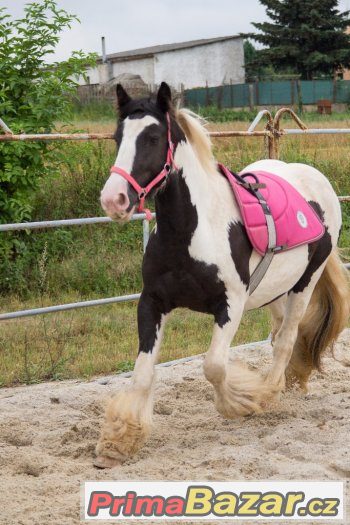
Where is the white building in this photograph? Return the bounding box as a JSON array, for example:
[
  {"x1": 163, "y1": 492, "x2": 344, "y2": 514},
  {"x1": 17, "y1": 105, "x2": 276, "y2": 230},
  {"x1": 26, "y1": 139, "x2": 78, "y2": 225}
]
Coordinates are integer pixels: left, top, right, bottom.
[{"x1": 79, "y1": 36, "x2": 245, "y2": 90}]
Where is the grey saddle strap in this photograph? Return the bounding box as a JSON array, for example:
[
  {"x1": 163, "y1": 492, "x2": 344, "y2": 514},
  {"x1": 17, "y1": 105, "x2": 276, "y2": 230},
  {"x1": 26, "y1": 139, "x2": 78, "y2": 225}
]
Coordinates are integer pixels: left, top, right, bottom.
[
  {"x1": 247, "y1": 188, "x2": 280, "y2": 295},
  {"x1": 220, "y1": 166, "x2": 283, "y2": 295}
]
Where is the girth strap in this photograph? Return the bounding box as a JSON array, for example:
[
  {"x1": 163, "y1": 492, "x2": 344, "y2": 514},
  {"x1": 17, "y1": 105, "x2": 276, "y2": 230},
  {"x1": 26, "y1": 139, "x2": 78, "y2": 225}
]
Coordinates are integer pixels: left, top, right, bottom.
[
  {"x1": 218, "y1": 164, "x2": 281, "y2": 295},
  {"x1": 248, "y1": 191, "x2": 277, "y2": 295}
]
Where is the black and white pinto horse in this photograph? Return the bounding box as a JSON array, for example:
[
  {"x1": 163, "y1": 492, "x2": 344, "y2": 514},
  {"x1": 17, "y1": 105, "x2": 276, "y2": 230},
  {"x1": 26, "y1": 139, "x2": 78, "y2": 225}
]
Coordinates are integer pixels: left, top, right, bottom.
[{"x1": 96, "y1": 82, "x2": 349, "y2": 468}]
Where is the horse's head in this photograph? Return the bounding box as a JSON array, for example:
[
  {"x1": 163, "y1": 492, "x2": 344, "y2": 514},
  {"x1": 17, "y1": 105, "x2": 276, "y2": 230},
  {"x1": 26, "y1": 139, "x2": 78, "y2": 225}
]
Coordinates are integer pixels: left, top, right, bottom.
[{"x1": 101, "y1": 81, "x2": 181, "y2": 222}]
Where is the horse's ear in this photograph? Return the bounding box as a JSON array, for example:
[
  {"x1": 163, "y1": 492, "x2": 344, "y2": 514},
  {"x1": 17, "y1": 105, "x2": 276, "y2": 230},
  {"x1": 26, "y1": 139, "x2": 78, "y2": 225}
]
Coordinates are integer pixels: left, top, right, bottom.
[
  {"x1": 116, "y1": 84, "x2": 131, "y2": 108},
  {"x1": 156, "y1": 81, "x2": 172, "y2": 113}
]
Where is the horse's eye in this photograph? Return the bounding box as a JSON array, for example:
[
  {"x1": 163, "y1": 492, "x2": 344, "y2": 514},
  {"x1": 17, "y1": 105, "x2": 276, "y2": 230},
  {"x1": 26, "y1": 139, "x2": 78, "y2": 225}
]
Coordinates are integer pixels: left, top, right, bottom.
[{"x1": 149, "y1": 136, "x2": 159, "y2": 145}]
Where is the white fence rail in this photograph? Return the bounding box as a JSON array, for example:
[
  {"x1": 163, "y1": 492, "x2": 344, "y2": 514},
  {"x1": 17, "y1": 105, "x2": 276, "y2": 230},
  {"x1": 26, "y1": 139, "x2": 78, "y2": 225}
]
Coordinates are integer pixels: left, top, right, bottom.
[{"x1": 1, "y1": 108, "x2": 349, "y2": 322}]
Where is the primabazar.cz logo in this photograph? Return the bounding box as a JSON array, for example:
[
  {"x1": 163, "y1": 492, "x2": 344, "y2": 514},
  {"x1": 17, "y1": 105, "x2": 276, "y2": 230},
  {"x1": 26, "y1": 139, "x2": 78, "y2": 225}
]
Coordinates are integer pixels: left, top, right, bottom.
[{"x1": 82, "y1": 481, "x2": 344, "y2": 521}]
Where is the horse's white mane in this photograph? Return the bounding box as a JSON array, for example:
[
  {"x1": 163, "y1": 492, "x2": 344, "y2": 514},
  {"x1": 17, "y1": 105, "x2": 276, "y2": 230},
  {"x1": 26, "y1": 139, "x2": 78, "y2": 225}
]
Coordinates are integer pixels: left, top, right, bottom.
[{"x1": 175, "y1": 108, "x2": 217, "y2": 174}]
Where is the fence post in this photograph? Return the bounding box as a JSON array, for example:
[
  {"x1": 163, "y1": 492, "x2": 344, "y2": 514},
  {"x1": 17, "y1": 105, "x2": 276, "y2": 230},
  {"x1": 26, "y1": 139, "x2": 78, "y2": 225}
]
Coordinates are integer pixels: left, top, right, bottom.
[
  {"x1": 272, "y1": 107, "x2": 308, "y2": 160},
  {"x1": 180, "y1": 83, "x2": 185, "y2": 107},
  {"x1": 249, "y1": 84, "x2": 254, "y2": 110},
  {"x1": 272, "y1": 112, "x2": 282, "y2": 159},
  {"x1": 296, "y1": 79, "x2": 303, "y2": 113},
  {"x1": 143, "y1": 219, "x2": 150, "y2": 252},
  {"x1": 333, "y1": 77, "x2": 337, "y2": 104},
  {"x1": 255, "y1": 81, "x2": 260, "y2": 106},
  {"x1": 217, "y1": 84, "x2": 223, "y2": 109},
  {"x1": 205, "y1": 81, "x2": 209, "y2": 107},
  {"x1": 268, "y1": 132, "x2": 276, "y2": 159}
]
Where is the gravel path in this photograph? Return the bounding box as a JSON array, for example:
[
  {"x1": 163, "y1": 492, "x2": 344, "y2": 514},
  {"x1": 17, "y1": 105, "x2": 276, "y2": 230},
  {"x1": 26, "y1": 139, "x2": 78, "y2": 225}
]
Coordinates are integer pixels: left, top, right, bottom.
[{"x1": 1, "y1": 332, "x2": 350, "y2": 524}]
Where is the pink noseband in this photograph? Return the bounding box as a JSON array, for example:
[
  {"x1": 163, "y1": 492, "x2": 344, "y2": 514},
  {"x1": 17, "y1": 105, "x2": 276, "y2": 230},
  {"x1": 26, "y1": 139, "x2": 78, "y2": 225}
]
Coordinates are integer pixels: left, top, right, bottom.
[{"x1": 110, "y1": 112, "x2": 177, "y2": 221}]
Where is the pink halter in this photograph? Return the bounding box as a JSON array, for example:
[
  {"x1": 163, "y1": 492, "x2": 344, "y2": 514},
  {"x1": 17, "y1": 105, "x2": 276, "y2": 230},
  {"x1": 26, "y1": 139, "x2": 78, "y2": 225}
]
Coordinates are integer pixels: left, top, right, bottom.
[{"x1": 110, "y1": 112, "x2": 177, "y2": 221}]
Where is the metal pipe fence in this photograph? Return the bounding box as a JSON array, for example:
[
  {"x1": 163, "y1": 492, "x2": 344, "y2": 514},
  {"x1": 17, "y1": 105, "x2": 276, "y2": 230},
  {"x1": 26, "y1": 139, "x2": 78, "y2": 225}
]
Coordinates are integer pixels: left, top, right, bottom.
[
  {"x1": 0, "y1": 294, "x2": 142, "y2": 321},
  {"x1": 0, "y1": 212, "x2": 154, "y2": 232},
  {"x1": 0, "y1": 108, "x2": 349, "y2": 322},
  {"x1": 0, "y1": 212, "x2": 152, "y2": 321}
]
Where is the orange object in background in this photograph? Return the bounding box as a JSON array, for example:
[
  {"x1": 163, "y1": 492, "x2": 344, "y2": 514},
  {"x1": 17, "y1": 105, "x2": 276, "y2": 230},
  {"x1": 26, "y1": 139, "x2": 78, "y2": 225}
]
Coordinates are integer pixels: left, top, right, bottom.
[{"x1": 317, "y1": 99, "x2": 332, "y2": 114}]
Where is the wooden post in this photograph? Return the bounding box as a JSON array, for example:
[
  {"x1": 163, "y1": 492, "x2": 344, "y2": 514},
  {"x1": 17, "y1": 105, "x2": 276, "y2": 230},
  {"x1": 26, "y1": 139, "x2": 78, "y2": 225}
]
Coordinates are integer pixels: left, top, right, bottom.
[
  {"x1": 273, "y1": 131, "x2": 280, "y2": 159},
  {"x1": 333, "y1": 76, "x2": 337, "y2": 104},
  {"x1": 180, "y1": 83, "x2": 185, "y2": 107},
  {"x1": 255, "y1": 81, "x2": 260, "y2": 106},
  {"x1": 217, "y1": 84, "x2": 223, "y2": 110},
  {"x1": 296, "y1": 79, "x2": 303, "y2": 113},
  {"x1": 268, "y1": 131, "x2": 276, "y2": 159},
  {"x1": 249, "y1": 84, "x2": 254, "y2": 110}
]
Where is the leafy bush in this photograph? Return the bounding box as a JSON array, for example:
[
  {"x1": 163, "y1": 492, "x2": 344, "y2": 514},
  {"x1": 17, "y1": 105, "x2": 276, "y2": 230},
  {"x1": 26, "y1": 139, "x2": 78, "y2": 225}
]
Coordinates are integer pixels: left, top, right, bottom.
[{"x1": 0, "y1": 0, "x2": 96, "y2": 291}]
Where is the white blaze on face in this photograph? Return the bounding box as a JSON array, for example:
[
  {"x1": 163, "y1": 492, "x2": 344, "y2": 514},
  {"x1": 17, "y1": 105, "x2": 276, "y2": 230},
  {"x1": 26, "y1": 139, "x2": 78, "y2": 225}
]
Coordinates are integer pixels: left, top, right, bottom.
[{"x1": 100, "y1": 115, "x2": 159, "y2": 220}]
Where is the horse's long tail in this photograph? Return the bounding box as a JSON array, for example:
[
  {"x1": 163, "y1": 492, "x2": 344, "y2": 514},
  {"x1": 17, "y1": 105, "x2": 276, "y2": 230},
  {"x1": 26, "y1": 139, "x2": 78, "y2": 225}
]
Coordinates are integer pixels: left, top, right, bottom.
[{"x1": 292, "y1": 249, "x2": 349, "y2": 382}]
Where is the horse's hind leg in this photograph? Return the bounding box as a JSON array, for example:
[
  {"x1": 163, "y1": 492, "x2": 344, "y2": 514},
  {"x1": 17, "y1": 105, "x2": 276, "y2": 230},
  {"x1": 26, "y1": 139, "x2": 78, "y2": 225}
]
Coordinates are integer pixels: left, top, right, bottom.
[
  {"x1": 268, "y1": 295, "x2": 287, "y2": 344},
  {"x1": 95, "y1": 292, "x2": 167, "y2": 468},
  {"x1": 204, "y1": 297, "x2": 268, "y2": 418},
  {"x1": 265, "y1": 265, "x2": 326, "y2": 396},
  {"x1": 269, "y1": 295, "x2": 311, "y2": 392},
  {"x1": 286, "y1": 328, "x2": 314, "y2": 392}
]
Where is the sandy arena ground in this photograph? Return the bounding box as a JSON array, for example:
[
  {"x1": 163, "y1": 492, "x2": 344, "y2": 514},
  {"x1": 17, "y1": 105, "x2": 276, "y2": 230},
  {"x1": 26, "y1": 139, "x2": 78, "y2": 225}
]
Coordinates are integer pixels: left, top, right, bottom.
[{"x1": 1, "y1": 331, "x2": 350, "y2": 525}]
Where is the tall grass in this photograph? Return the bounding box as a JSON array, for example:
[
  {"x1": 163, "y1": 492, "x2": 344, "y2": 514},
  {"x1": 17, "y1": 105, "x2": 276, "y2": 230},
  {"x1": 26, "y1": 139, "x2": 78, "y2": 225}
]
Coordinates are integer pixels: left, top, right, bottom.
[
  {"x1": 71, "y1": 99, "x2": 116, "y2": 121},
  {"x1": 1, "y1": 114, "x2": 350, "y2": 386},
  {"x1": 0, "y1": 299, "x2": 270, "y2": 386}
]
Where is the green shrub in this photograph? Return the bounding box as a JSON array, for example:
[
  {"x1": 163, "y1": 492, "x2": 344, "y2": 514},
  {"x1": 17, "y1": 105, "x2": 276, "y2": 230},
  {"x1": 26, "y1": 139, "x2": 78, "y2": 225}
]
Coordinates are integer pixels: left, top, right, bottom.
[{"x1": 0, "y1": 0, "x2": 96, "y2": 291}]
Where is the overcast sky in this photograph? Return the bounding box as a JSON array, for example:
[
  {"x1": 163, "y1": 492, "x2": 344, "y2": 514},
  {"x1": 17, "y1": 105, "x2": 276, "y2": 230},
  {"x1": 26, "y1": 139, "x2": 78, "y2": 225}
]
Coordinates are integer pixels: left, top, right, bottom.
[{"x1": 3, "y1": 0, "x2": 350, "y2": 62}]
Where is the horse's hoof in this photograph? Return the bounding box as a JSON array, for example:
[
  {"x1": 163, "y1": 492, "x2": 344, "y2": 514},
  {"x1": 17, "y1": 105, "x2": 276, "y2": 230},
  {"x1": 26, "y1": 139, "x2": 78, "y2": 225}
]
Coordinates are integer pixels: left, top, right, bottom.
[{"x1": 93, "y1": 455, "x2": 122, "y2": 469}]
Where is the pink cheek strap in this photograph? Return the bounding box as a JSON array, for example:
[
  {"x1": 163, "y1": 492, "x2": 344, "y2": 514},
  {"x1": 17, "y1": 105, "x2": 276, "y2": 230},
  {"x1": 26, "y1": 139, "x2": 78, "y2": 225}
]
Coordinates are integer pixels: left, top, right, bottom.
[
  {"x1": 109, "y1": 165, "x2": 166, "y2": 221},
  {"x1": 109, "y1": 112, "x2": 177, "y2": 221}
]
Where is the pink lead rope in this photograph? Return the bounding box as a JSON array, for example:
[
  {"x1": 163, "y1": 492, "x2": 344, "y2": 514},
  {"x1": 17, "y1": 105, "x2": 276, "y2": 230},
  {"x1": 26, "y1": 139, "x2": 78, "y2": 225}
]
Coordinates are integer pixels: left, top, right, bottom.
[{"x1": 110, "y1": 112, "x2": 177, "y2": 221}]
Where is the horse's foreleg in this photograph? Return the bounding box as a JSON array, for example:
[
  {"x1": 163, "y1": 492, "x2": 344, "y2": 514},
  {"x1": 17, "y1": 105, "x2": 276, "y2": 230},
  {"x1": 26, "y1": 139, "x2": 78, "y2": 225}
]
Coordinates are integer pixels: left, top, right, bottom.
[
  {"x1": 95, "y1": 292, "x2": 167, "y2": 468},
  {"x1": 204, "y1": 299, "x2": 268, "y2": 418}
]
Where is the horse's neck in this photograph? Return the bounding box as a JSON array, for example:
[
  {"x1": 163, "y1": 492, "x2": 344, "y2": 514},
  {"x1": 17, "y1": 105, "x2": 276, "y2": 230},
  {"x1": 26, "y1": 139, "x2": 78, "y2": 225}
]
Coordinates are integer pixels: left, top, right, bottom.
[
  {"x1": 174, "y1": 141, "x2": 217, "y2": 208},
  {"x1": 155, "y1": 142, "x2": 211, "y2": 227},
  {"x1": 155, "y1": 141, "x2": 234, "y2": 232}
]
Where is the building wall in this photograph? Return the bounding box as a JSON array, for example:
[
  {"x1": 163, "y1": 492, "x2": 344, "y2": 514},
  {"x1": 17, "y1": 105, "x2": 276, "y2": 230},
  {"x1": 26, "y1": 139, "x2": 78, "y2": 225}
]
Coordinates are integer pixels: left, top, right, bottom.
[
  {"x1": 154, "y1": 38, "x2": 245, "y2": 90},
  {"x1": 343, "y1": 69, "x2": 350, "y2": 80},
  {"x1": 77, "y1": 38, "x2": 245, "y2": 89},
  {"x1": 110, "y1": 57, "x2": 154, "y2": 86},
  {"x1": 77, "y1": 56, "x2": 154, "y2": 86},
  {"x1": 76, "y1": 66, "x2": 100, "y2": 85}
]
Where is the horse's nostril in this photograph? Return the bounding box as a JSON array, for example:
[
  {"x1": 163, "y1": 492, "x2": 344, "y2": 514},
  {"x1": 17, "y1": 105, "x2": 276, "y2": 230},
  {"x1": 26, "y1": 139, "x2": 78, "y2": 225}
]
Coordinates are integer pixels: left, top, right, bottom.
[{"x1": 115, "y1": 193, "x2": 128, "y2": 208}]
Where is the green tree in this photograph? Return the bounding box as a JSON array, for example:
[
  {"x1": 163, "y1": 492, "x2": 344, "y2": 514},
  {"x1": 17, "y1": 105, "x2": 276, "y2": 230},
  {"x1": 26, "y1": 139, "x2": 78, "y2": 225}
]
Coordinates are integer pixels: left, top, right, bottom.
[
  {"x1": 246, "y1": 0, "x2": 350, "y2": 80},
  {"x1": 244, "y1": 41, "x2": 259, "y2": 81},
  {"x1": 0, "y1": 0, "x2": 96, "y2": 226},
  {"x1": 244, "y1": 40, "x2": 276, "y2": 81}
]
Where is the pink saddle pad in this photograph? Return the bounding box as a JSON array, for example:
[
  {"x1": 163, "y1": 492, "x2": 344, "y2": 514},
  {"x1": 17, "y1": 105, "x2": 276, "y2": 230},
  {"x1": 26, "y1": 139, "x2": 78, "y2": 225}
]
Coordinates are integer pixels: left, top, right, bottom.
[{"x1": 219, "y1": 165, "x2": 325, "y2": 256}]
